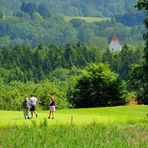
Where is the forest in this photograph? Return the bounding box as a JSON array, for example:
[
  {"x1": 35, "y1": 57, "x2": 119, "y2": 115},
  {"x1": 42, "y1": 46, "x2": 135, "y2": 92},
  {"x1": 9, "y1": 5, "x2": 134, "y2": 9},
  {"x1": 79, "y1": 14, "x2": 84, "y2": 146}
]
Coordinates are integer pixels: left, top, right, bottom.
[
  {"x1": 0, "y1": 42, "x2": 144, "y2": 110},
  {"x1": 0, "y1": 0, "x2": 137, "y2": 17},
  {"x1": 0, "y1": 0, "x2": 145, "y2": 47},
  {"x1": 0, "y1": 0, "x2": 147, "y2": 111}
]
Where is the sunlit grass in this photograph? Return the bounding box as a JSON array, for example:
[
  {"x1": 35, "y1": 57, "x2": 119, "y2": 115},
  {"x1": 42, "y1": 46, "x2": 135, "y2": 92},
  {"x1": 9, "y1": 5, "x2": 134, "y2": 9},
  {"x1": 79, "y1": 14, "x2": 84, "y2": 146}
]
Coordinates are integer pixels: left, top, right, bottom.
[
  {"x1": 1, "y1": 105, "x2": 148, "y2": 147},
  {"x1": 0, "y1": 105, "x2": 148, "y2": 127},
  {"x1": 64, "y1": 16, "x2": 111, "y2": 23}
]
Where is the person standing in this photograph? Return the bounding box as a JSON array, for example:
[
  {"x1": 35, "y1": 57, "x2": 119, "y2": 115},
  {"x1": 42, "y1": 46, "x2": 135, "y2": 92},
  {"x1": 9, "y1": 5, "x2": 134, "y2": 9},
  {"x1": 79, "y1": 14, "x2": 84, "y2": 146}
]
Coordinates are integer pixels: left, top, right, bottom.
[
  {"x1": 22, "y1": 98, "x2": 30, "y2": 119},
  {"x1": 48, "y1": 96, "x2": 56, "y2": 119},
  {"x1": 29, "y1": 95, "x2": 38, "y2": 118}
]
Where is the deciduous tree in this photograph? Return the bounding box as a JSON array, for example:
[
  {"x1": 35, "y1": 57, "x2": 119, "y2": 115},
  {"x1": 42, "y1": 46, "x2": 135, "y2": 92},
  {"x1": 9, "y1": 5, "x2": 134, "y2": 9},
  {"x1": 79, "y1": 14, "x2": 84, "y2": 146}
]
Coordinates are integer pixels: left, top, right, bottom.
[{"x1": 70, "y1": 63, "x2": 126, "y2": 108}]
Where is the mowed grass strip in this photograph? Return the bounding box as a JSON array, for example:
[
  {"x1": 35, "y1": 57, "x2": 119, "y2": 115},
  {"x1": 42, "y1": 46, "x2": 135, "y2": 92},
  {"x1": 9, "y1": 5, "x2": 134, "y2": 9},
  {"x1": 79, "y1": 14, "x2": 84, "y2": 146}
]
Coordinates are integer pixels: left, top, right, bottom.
[
  {"x1": 0, "y1": 105, "x2": 148, "y2": 127},
  {"x1": 64, "y1": 16, "x2": 111, "y2": 23}
]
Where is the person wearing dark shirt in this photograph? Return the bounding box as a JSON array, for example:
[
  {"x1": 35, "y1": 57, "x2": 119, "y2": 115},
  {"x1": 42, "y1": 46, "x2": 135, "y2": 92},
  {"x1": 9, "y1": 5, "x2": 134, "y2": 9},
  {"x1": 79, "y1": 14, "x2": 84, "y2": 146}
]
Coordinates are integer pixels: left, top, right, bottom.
[
  {"x1": 48, "y1": 96, "x2": 56, "y2": 119},
  {"x1": 22, "y1": 98, "x2": 30, "y2": 119}
]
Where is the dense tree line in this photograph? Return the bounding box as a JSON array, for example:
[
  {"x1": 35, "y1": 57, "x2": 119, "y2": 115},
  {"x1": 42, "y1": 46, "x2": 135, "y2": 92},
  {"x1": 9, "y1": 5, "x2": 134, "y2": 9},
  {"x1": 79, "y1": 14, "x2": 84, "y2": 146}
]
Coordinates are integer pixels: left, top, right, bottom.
[
  {"x1": 0, "y1": 80, "x2": 70, "y2": 110},
  {"x1": 115, "y1": 9, "x2": 144, "y2": 27},
  {"x1": 0, "y1": 63, "x2": 127, "y2": 110},
  {"x1": 0, "y1": 0, "x2": 136, "y2": 17},
  {"x1": 0, "y1": 43, "x2": 143, "y2": 83},
  {"x1": 20, "y1": 2, "x2": 51, "y2": 19},
  {"x1": 128, "y1": 0, "x2": 148, "y2": 104},
  {"x1": 0, "y1": 41, "x2": 144, "y2": 110},
  {"x1": 0, "y1": 14, "x2": 144, "y2": 48},
  {"x1": 0, "y1": 44, "x2": 99, "y2": 82}
]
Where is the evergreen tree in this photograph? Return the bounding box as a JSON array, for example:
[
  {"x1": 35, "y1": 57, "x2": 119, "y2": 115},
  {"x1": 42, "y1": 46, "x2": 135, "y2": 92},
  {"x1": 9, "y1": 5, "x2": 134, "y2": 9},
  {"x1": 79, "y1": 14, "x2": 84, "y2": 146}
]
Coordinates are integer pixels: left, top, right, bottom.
[
  {"x1": 38, "y1": 4, "x2": 51, "y2": 19},
  {"x1": 21, "y1": 2, "x2": 37, "y2": 17},
  {"x1": 137, "y1": 0, "x2": 148, "y2": 102},
  {"x1": 118, "y1": 44, "x2": 134, "y2": 80},
  {"x1": 102, "y1": 49, "x2": 113, "y2": 64},
  {"x1": 0, "y1": 11, "x2": 3, "y2": 18}
]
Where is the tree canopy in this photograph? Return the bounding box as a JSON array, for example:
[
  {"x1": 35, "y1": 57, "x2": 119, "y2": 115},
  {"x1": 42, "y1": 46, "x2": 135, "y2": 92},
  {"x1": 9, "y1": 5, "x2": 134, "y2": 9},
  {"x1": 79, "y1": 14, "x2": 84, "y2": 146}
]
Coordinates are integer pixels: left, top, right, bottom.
[
  {"x1": 130, "y1": 0, "x2": 148, "y2": 103},
  {"x1": 70, "y1": 63, "x2": 126, "y2": 108}
]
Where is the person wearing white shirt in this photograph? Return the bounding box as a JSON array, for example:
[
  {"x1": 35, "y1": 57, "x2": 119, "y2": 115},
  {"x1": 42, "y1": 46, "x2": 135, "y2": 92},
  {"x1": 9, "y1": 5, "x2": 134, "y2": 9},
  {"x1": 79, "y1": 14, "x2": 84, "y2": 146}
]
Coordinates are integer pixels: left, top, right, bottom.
[{"x1": 29, "y1": 95, "x2": 38, "y2": 118}]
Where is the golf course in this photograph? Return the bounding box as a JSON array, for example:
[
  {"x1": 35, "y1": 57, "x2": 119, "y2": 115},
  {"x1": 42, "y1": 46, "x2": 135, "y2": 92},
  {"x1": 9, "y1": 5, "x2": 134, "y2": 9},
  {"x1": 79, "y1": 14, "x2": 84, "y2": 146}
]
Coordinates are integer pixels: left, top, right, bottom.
[
  {"x1": 1, "y1": 105, "x2": 148, "y2": 147},
  {"x1": 0, "y1": 0, "x2": 148, "y2": 147},
  {"x1": 0, "y1": 105, "x2": 148, "y2": 126}
]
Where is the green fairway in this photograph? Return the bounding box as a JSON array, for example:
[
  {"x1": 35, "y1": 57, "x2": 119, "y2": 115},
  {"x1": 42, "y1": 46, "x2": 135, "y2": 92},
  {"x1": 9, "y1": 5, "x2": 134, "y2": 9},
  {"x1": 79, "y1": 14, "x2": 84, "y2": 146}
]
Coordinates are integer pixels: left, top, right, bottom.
[{"x1": 0, "y1": 105, "x2": 148, "y2": 127}]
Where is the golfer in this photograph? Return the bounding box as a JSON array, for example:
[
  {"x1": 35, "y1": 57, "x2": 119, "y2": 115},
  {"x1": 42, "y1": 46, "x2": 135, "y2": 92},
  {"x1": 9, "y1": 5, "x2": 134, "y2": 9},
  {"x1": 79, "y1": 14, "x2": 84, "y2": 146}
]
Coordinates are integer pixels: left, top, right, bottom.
[
  {"x1": 48, "y1": 96, "x2": 56, "y2": 119},
  {"x1": 29, "y1": 95, "x2": 38, "y2": 118},
  {"x1": 22, "y1": 97, "x2": 30, "y2": 119}
]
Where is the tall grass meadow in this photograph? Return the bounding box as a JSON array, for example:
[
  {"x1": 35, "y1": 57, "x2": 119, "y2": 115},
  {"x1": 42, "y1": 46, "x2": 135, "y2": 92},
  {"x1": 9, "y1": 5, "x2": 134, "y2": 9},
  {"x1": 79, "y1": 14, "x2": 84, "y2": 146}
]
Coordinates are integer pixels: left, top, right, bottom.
[{"x1": 0, "y1": 119, "x2": 148, "y2": 148}]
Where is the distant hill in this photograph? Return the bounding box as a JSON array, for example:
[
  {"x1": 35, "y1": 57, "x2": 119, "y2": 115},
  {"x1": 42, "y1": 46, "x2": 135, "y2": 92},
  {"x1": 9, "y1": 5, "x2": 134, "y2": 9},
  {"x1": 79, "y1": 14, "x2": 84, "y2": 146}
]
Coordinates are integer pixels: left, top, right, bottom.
[
  {"x1": 0, "y1": 0, "x2": 144, "y2": 48},
  {"x1": 0, "y1": 0, "x2": 137, "y2": 17}
]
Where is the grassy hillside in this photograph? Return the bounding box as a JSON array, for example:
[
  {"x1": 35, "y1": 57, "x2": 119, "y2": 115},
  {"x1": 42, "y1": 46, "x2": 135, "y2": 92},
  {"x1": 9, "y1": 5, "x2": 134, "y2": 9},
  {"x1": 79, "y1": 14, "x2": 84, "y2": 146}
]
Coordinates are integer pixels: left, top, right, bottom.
[
  {"x1": 0, "y1": 105, "x2": 148, "y2": 127},
  {"x1": 64, "y1": 16, "x2": 111, "y2": 23}
]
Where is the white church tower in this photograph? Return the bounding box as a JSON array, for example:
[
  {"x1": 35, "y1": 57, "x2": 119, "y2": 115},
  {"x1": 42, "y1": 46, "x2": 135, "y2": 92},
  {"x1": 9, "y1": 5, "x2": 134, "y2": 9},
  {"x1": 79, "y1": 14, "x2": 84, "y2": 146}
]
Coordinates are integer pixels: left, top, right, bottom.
[{"x1": 109, "y1": 36, "x2": 122, "y2": 51}]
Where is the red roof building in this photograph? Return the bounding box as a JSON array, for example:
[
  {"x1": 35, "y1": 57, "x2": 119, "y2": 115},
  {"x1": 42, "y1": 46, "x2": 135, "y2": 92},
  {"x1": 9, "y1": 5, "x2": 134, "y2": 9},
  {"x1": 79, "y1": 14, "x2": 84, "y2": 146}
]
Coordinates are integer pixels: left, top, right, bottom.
[{"x1": 109, "y1": 35, "x2": 122, "y2": 51}]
